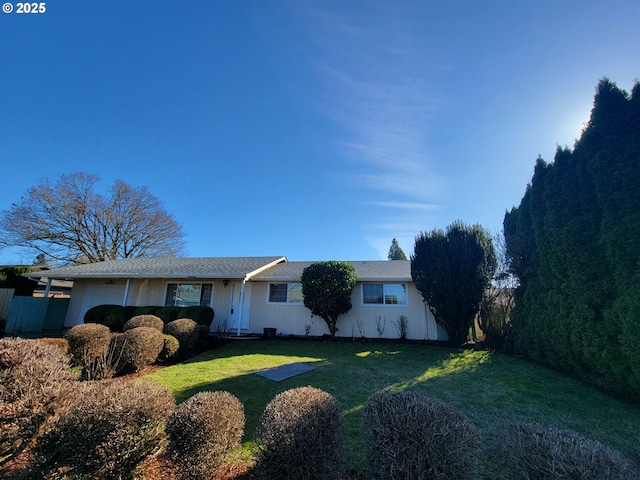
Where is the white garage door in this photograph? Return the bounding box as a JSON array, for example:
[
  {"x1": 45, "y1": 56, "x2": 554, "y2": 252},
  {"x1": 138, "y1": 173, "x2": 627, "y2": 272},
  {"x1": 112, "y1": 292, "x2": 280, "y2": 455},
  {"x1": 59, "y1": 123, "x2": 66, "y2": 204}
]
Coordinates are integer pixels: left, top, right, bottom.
[{"x1": 80, "y1": 285, "x2": 127, "y2": 323}]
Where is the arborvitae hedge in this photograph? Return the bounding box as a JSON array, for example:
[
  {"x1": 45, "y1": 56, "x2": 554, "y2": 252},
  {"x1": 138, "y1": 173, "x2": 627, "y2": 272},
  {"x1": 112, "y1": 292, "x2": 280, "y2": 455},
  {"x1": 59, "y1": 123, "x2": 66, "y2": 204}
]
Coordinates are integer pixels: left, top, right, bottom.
[{"x1": 504, "y1": 78, "x2": 640, "y2": 393}]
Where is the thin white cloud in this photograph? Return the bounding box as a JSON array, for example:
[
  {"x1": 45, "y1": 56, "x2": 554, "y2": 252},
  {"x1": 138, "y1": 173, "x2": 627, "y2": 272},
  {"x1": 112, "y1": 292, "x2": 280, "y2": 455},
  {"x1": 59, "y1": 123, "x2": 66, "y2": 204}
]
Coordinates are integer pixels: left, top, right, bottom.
[
  {"x1": 290, "y1": 3, "x2": 450, "y2": 256},
  {"x1": 299, "y1": 5, "x2": 449, "y2": 207},
  {"x1": 370, "y1": 201, "x2": 440, "y2": 211}
]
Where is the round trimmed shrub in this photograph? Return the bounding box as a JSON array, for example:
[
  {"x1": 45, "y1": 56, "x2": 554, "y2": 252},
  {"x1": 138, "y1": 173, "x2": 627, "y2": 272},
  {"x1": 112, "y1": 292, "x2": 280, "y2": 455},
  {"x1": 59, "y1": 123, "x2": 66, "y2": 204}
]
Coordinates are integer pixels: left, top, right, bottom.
[
  {"x1": 497, "y1": 422, "x2": 635, "y2": 480},
  {"x1": 0, "y1": 339, "x2": 78, "y2": 467},
  {"x1": 363, "y1": 391, "x2": 480, "y2": 480},
  {"x1": 164, "y1": 318, "x2": 200, "y2": 354},
  {"x1": 35, "y1": 380, "x2": 175, "y2": 480},
  {"x1": 166, "y1": 391, "x2": 245, "y2": 479},
  {"x1": 113, "y1": 326, "x2": 165, "y2": 373},
  {"x1": 65, "y1": 323, "x2": 111, "y2": 367},
  {"x1": 123, "y1": 314, "x2": 164, "y2": 332},
  {"x1": 254, "y1": 386, "x2": 345, "y2": 480},
  {"x1": 158, "y1": 334, "x2": 180, "y2": 363}
]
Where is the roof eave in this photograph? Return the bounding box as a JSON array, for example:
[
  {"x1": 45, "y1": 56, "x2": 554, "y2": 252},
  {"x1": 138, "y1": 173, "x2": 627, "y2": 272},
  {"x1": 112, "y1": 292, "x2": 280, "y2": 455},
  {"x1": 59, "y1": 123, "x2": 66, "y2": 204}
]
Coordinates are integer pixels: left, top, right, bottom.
[
  {"x1": 357, "y1": 277, "x2": 412, "y2": 282},
  {"x1": 252, "y1": 276, "x2": 412, "y2": 282},
  {"x1": 27, "y1": 273, "x2": 251, "y2": 281}
]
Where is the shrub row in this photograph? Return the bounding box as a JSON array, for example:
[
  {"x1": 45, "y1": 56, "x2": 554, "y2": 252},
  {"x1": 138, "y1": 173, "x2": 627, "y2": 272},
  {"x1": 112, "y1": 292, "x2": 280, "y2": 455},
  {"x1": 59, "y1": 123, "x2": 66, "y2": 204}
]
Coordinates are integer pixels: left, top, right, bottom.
[
  {"x1": 84, "y1": 304, "x2": 214, "y2": 331},
  {"x1": 34, "y1": 381, "x2": 175, "y2": 480},
  {"x1": 0, "y1": 339, "x2": 78, "y2": 467},
  {"x1": 64, "y1": 318, "x2": 201, "y2": 379},
  {"x1": 1, "y1": 339, "x2": 243, "y2": 480},
  {"x1": 3, "y1": 341, "x2": 635, "y2": 479}
]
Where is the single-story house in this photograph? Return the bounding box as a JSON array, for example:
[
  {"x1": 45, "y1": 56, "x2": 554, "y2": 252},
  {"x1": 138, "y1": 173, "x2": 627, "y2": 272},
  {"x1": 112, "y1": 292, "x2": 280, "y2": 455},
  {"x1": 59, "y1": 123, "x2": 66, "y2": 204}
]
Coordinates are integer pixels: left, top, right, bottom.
[{"x1": 27, "y1": 256, "x2": 445, "y2": 341}]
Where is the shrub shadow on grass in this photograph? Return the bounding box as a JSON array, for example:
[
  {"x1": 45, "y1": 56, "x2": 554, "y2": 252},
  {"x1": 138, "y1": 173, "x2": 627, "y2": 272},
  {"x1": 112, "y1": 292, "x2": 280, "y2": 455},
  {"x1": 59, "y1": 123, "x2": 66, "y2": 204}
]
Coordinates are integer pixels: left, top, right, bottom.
[{"x1": 144, "y1": 339, "x2": 640, "y2": 476}]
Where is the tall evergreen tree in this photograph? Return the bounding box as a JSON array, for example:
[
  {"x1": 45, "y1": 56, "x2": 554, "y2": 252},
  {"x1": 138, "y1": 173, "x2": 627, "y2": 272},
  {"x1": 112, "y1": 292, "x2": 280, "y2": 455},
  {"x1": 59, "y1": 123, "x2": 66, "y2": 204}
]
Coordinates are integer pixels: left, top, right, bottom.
[
  {"x1": 412, "y1": 221, "x2": 496, "y2": 345},
  {"x1": 387, "y1": 238, "x2": 407, "y2": 260},
  {"x1": 504, "y1": 78, "x2": 640, "y2": 392}
]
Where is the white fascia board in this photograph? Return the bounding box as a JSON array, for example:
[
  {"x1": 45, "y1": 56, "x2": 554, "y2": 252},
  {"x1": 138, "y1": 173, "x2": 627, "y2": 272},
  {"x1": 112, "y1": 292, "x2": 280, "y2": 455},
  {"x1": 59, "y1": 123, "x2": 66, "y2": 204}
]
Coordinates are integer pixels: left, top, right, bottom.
[
  {"x1": 356, "y1": 277, "x2": 413, "y2": 282},
  {"x1": 31, "y1": 273, "x2": 250, "y2": 281},
  {"x1": 244, "y1": 256, "x2": 288, "y2": 281}
]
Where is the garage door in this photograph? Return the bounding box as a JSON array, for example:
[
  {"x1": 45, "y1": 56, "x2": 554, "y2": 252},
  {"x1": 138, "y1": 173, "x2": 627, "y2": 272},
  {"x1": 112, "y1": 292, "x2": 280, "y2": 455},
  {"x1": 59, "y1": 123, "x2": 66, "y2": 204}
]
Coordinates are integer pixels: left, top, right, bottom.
[{"x1": 79, "y1": 285, "x2": 127, "y2": 323}]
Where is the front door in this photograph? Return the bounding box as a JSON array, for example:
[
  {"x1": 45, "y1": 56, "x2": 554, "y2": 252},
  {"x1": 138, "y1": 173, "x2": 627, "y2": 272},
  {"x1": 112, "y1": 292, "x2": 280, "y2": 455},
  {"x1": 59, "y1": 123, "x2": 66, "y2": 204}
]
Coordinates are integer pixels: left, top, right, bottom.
[{"x1": 228, "y1": 282, "x2": 251, "y2": 332}]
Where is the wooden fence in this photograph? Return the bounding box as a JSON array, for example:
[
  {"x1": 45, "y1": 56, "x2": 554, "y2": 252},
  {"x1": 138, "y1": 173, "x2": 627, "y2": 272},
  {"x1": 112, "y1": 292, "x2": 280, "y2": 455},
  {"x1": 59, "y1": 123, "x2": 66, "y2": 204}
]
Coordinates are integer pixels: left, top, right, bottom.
[
  {"x1": 0, "y1": 288, "x2": 14, "y2": 324},
  {"x1": 4, "y1": 297, "x2": 70, "y2": 335}
]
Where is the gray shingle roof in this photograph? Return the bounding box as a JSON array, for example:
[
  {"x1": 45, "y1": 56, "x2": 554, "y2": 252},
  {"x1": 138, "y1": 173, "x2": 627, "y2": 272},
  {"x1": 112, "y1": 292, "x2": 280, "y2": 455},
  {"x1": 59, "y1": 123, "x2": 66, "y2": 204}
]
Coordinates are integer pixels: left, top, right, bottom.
[
  {"x1": 31, "y1": 256, "x2": 287, "y2": 280},
  {"x1": 251, "y1": 260, "x2": 411, "y2": 282},
  {"x1": 28, "y1": 257, "x2": 411, "y2": 282}
]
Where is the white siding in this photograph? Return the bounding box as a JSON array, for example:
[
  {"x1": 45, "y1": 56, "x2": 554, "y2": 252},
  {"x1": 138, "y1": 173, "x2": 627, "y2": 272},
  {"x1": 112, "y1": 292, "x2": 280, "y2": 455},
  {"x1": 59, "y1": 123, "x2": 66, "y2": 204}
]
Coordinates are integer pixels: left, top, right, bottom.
[
  {"x1": 65, "y1": 277, "x2": 439, "y2": 340},
  {"x1": 65, "y1": 278, "x2": 224, "y2": 327},
  {"x1": 248, "y1": 281, "x2": 438, "y2": 340}
]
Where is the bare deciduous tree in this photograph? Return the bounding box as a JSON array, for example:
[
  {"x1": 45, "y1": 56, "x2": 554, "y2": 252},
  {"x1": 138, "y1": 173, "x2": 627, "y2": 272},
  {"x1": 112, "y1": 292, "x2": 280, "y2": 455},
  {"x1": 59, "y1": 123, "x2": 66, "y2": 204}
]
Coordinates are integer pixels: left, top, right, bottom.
[
  {"x1": 477, "y1": 229, "x2": 516, "y2": 348},
  {"x1": 0, "y1": 173, "x2": 186, "y2": 265}
]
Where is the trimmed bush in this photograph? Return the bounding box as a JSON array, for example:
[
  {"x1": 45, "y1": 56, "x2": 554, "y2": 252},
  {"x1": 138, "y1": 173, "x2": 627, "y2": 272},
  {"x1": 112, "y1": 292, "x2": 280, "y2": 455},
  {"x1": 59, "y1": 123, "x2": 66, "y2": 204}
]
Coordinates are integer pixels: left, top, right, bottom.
[
  {"x1": 166, "y1": 391, "x2": 244, "y2": 479},
  {"x1": 131, "y1": 305, "x2": 161, "y2": 316},
  {"x1": 497, "y1": 422, "x2": 635, "y2": 480},
  {"x1": 107, "y1": 305, "x2": 138, "y2": 332},
  {"x1": 83, "y1": 304, "x2": 120, "y2": 328},
  {"x1": 113, "y1": 327, "x2": 165, "y2": 373},
  {"x1": 35, "y1": 380, "x2": 175, "y2": 480},
  {"x1": 84, "y1": 305, "x2": 215, "y2": 330},
  {"x1": 85, "y1": 304, "x2": 137, "y2": 332},
  {"x1": 363, "y1": 391, "x2": 480, "y2": 480},
  {"x1": 0, "y1": 339, "x2": 78, "y2": 467},
  {"x1": 156, "y1": 306, "x2": 183, "y2": 324},
  {"x1": 181, "y1": 306, "x2": 215, "y2": 328},
  {"x1": 38, "y1": 337, "x2": 69, "y2": 356},
  {"x1": 164, "y1": 318, "x2": 200, "y2": 354},
  {"x1": 65, "y1": 323, "x2": 111, "y2": 367},
  {"x1": 254, "y1": 386, "x2": 345, "y2": 480},
  {"x1": 123, "y1": 314, "x2": 164, "y2": 332},
  {"x1": 158, "y1": 334, "x2": 180, "y2": 363}
]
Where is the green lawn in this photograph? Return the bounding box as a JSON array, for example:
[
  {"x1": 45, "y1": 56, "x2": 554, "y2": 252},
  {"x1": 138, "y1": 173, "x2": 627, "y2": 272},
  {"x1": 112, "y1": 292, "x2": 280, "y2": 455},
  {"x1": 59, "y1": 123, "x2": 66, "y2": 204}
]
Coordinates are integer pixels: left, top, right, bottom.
[{"x1": 144, "y1": 339, "x2": 640, "y2": 476}]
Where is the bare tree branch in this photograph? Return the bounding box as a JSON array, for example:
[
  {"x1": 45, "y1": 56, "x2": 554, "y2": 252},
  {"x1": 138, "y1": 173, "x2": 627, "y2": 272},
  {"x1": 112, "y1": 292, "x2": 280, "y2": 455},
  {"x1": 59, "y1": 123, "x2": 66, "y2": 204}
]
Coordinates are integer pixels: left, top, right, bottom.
[{"x1": 0, "y1": 173, "x2": 186, "y2": 265}]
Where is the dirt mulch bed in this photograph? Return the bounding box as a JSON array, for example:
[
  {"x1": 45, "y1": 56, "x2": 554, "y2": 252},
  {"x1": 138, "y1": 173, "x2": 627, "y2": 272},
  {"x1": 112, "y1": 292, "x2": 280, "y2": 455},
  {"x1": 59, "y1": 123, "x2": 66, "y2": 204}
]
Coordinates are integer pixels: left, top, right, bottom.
[{"x1": 135, "y1": 455, "x2": 257, "y2": 480}]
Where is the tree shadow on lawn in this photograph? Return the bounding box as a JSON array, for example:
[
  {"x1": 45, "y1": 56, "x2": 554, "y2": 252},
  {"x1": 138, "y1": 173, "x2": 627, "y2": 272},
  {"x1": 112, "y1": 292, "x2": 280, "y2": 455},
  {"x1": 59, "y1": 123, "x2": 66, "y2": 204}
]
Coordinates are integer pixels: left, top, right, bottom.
[
  {"x1": 154, "y1": 341, "x2": 492, "y2": 473},
  {"x1": 150, "y1": 339, "x2": 640, "y2": 473}
]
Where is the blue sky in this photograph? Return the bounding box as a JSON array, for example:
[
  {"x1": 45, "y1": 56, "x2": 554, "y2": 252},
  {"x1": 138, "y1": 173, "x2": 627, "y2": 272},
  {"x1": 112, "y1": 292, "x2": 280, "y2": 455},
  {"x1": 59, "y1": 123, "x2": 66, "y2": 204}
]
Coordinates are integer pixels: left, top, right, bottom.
[{"x1": 1, "y1": 1, "x2": 638, "y2": 264}]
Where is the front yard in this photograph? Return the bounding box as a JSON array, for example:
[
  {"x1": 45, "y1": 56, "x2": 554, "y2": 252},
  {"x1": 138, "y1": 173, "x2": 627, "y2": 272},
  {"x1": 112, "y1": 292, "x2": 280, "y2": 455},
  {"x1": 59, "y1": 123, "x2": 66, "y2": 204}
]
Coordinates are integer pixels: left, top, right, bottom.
[{"x1": 144, "y1": 339, "x2": 640, "y2": 477}]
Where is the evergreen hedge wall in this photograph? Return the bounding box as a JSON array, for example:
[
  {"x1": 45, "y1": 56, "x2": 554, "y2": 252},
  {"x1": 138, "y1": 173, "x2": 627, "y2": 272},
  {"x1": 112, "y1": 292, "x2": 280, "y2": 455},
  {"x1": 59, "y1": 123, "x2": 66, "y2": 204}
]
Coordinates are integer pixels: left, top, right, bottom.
[{"x1": 504, "y1": 79, "x2": 640, "y2": 394}]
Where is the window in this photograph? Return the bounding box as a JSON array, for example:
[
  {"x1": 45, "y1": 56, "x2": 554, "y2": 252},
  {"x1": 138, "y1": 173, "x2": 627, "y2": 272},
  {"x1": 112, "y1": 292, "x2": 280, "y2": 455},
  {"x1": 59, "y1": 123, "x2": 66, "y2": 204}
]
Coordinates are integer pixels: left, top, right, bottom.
[
  {"x1": 268, "y1": 283, "x2": 303, "y2": 304},
  {"x1": 165, "y1": 283, "x2": 212, "y2": 307},
  {"x1": 362, "y1": 283, "x2": 407, "y2": 306}
]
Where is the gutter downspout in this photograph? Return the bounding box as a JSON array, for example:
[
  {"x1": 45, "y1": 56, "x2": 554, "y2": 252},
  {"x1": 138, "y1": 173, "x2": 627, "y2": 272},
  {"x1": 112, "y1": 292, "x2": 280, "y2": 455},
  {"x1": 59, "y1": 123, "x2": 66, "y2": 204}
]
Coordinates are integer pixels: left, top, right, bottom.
[
  {"x1": 43, "y1": 278, "x2": 52, "y2": 298},
  {"x1": 237, "y1": 279, "x2": 246, "y2": 337}
]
